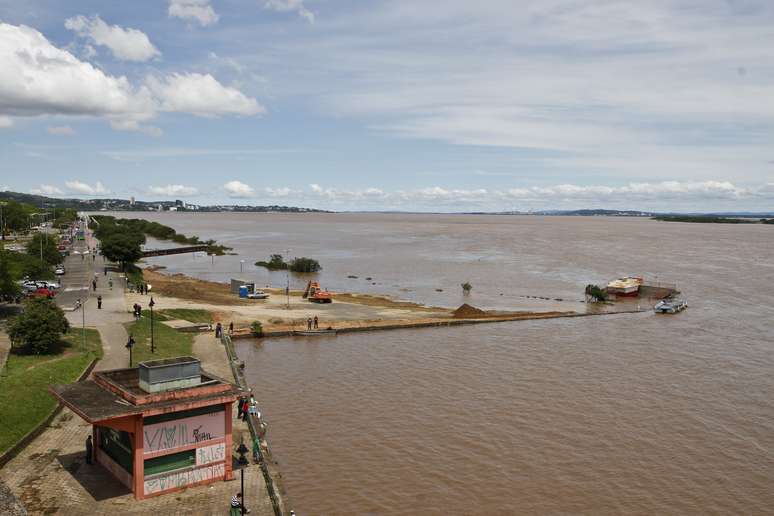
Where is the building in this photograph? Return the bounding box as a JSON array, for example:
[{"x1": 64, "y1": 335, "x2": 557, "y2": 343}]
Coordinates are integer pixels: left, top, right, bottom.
[{"x1": 49, "y1": 357, "x2": 242, "y2": 500}]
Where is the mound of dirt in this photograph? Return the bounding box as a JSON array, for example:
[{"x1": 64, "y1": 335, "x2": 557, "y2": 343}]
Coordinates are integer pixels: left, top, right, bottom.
[{"x1": 452, "y1": 303, "x2": 488, "y2": 318}]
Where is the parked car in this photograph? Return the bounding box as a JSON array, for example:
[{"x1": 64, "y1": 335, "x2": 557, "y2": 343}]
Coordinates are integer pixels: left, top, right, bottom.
[{"x1": 29, "y1": 287, "x2": 56, "y2": 299}]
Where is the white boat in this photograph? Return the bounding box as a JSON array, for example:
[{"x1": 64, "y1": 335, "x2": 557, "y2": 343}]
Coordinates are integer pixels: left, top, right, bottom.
[{"x1": 654, "y1": 299, "x2": 687, "y2": 314}]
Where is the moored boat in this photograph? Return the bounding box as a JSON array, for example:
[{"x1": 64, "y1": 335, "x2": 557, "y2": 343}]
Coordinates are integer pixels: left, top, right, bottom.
[
  {"x1": 606, "y1": 276, "x2": 643, "y2": 297},
  {"x1": 654, "y1": 299, "x2": 688, "y2": 314}
]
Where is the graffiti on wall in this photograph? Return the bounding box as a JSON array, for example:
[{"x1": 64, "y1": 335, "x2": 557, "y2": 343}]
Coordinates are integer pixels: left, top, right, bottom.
[
  {"x1": 144, "y1": 462, "x2": 225, "y2": 495},
  {"x1": 196, "y1": 442, "x2": 226, "y2": 466},
  {"x1": 143, "y1": 412, "x2": 225, "y2": 454}
]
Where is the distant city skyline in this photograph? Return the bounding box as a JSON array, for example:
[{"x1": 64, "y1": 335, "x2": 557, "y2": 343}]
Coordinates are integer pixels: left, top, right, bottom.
[{"x1": 2, "y1": 1, "x2": 774, "y2": 211}]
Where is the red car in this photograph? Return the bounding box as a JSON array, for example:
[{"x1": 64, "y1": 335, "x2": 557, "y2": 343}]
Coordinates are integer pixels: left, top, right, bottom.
[{"x1": 30, "y1": 287, "x2": 56, "y2": 299}]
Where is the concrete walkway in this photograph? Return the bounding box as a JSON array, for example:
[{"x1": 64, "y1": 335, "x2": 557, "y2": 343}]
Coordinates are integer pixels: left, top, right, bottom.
[
  {"x1": 0, "y1": 225, "x2": 273, "y2": 515},
  {"x1": 0, "y1": 330, "x2": 10, "y2": 375}
]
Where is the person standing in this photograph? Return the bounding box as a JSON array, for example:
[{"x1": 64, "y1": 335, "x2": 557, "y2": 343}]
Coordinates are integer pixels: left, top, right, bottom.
[
  {"x1": 307, "y1": 317, "x2": 312, "y2": 330},
  {"x1": 85, "y1": 435, "x2": 93, "y2": 465},
  {"x1": 229, "y1": 322, "x2": 234, "y2": 335},
  {"x1": 237, "y1": 396, "x2": 245, "y2": 420},
  {"x1": 92, "y1": 279, "x2": 97, "y2": 291},
  {"x1": 215, "y1": 322, "x2": 222, "y2": 339},
  {"x1": 313, "y1": 315, "x2": 319, "y2": 329},
  {"x1": 97, "y1": 295, "x2": 102, "y2": 310},
  {"x1": 242, "y1": 398, "x2": 250, "y2": 421}
]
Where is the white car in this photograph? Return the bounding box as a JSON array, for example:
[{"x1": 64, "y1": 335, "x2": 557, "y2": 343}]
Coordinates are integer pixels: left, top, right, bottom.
[{"x1": 54, "y1": 266, "x2": 66, "y2": 275}]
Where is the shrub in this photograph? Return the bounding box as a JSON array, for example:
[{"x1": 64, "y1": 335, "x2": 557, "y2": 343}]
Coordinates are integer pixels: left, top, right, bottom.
[
  {"x1": 255, "y1": 254, "x2": 288, "y2": 270},
  {"x1": 250, "y1": 321, "x2": 263, "y2": 337},
  {"x1": 584, "y1": 284, "x2": 608, "y2": 302},
  {"x1": 289, "y1": 257, "x2": 321, "y2": 273},
  {"x1": 8, "y1": 297, "x2": 70, "y2": 354}
]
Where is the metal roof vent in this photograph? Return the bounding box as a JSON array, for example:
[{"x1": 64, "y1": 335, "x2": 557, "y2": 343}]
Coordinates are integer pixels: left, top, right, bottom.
[{"x1": 138, "y1": 356, "x2": 201, "y2": 393}]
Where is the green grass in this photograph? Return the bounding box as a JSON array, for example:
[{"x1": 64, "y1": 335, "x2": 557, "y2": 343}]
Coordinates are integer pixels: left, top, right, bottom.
[
  {"x1": 0, "y1": 328, "x2": 102, "y2": 454},
  {"x1": 155, "y1": 308, "x2": 213, "y2": 324},
  {"x1": 124, "y1": 313, "x2": 193, "y2": 364}
]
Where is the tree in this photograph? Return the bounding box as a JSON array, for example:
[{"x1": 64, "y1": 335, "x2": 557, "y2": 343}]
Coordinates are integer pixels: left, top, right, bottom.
[
  {"x1": 100, "y1": 233, "x2": 144, "y2": 269},
  {"x1": 2, "y1": 201, "x2": 32, "y2": 234},
  {"x1": 585, "y1": 284, "x2": 608, "y2": 302},
  {"x1": 0, "y1": 253, "x2": 20, "y2": 300},
  {"x1": 289, "y1": 257, "x2": 321, "y2": 273},
  {"x1": 8, "y1": 297, "x2": 70, "y2": 354},
  {"x1": 461, "y1": 281, "x2": 472, "y2": 294},
  {"x1": 255, "y1": 254, "x2": 289, "y2": 270},
  {"x1": 26, "y1": 232, "x2": 61, "y2": 265}
]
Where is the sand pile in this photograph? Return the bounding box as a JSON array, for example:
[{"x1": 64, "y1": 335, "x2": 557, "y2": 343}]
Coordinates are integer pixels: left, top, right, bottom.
[{"x1": 452, "y1": 303, "x2": 488, "y2": 318}]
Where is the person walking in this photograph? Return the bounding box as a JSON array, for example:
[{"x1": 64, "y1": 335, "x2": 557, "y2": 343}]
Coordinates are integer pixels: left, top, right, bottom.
[
  {"x1": 215, "y1": 322, "x2": 222, "y2": 339},
  {"x1": 92, "y1": 279, "x2": 97, "y2": 291},
  {"x1": 229, "y1": 322, "x2": 234, "y2": 335},
  {"x1": 230, "y1": 493, "x2": 250, "y2": 514},
  {"x1": 85, "y1": 435, "x2": 93, "y2": 465},
  {"x1": 313, "y1": 315, "x2": 319, "y2": 329},
  {"x1": 307, "y1": 317, "x2": 312, "y2": 331},
  {"x1": 97, "y1": 295, "x2": 102, "y2": 310},
  {"x1": 237, "y1": 396, "x2": 245, "y2": 419},
  {"x1": 108, "y1": 278, "x2": 113, "y2": 290},
  {"x1": 242, "y1": 398, "x2": 250, "y2": 422},
  {"x1": 103, "y1": 266, "x2": 107, "y2": 276}
]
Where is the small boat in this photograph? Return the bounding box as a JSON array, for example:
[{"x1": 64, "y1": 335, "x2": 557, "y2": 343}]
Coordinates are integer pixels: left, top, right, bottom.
[
  {"x1": 654, "y1": 299, "x2": 688, "y2": 314},
  {"x1": 294, "y1": 329, "x2": 337, "y2": 336}
]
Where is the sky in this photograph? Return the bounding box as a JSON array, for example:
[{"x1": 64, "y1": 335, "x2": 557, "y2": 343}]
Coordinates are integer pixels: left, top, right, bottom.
[{"x1": 1, "y1": 0, "x2": 774, "y2": 212}]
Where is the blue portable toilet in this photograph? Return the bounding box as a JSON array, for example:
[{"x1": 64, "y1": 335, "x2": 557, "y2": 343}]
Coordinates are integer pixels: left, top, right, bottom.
[{"x1": 239, "y1": 285, "x2": 249, "y2": 298}]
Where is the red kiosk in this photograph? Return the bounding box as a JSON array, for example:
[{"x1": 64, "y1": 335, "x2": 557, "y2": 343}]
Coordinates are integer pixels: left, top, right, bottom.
[{"x1": 50, "y1": 357, "x2": 242, "y2": 499}]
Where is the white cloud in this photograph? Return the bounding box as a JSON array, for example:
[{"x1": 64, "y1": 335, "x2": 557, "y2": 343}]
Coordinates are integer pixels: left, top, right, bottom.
[
  {"x1": 223, "y1": 180, "x2": 255, "y2": 198},
  {"x1": 0, "y1": 22, "x2": 262, "y2": 133},
  {"x1": 30, "y1": 184, "x2": 63, "y2": 195},
  {"x1": 168, "y1": 0, "x2": 219, "y2": 26},
  {"x1": 47, "y1": 125, "x2": 75, "y2": 136},
  {"x1": 264, "y1": 0, "x2": 315, "y2": 23},
  {"x1": 264, "y1": 187, "x2": 294, "y2": 197},
  {"x1": 0, "y1": 115, "x2": 12, "y2": 128},
  {"x1": 146, "y1": 73, "x2": 266, "y2": 117},
  {"x1": 65, "y1": 180, "x2": 110, "y2": 195},
  {"x1": 147, "y1": 184, "x2": 199, "y2": 197},
  {"x1": 64, "y1": 15, "x2": 160, "y2": 62}
]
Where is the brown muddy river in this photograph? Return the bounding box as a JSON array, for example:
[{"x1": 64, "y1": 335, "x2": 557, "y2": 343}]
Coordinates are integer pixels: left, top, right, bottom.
[{"x1": 127, "y1": 213, "x2": 774, "y2": 514}]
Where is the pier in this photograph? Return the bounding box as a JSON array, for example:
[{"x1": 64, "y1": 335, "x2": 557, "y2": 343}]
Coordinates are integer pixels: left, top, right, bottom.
[{"x1": 141, "y1": 245, "x2": 209, "y2": 258}]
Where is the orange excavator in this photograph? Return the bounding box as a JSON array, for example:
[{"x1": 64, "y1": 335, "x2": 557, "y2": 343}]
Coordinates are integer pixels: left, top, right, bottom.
[{"x1": 303, "y1": 281, "x2": 333, "y2": 303}]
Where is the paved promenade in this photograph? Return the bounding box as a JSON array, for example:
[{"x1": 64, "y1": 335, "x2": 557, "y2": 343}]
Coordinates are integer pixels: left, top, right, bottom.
[{"x1": 0, "y1": 226, "x2": 274, "y2": 515}]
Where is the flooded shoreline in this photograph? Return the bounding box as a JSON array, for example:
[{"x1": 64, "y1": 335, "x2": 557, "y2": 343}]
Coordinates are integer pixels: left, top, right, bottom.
[{"x1": 108, "y1": 212, "x2": 774, "y2": 514}]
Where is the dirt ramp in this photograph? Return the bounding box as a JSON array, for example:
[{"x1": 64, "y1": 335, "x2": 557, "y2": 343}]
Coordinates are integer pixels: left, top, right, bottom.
[{"x1": 452, "y1": 303, "x2": 488, "y2": 318}]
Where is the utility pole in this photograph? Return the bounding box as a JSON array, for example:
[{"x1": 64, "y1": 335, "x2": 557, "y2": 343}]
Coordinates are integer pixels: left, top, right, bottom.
[
  {"x1": 79, "y1": 298, "x2": 85, "y2": 351},
  {"x1": 285, "y1": 248, "x2": 291, "y2": 310}
]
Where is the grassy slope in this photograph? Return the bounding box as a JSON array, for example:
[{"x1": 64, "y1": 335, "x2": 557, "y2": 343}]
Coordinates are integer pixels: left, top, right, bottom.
[
  {"x1": 0, "y1": 328, "x2": 102, "y2": 454},
  {"x1": 124, "y1": 313, "x2": 193, "y2": 363},
  {"x1": 155, "y1": 308, "x2": 213, "y2": 324}
]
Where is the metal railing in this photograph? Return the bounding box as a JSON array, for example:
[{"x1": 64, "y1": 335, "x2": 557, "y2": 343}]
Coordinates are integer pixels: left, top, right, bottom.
[{"x1": 221, "y1": 334, "x2": 285, "y2": 516}]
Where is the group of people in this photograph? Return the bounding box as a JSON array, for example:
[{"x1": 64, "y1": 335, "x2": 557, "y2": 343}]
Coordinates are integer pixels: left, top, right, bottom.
[
  {"x1": 214, "y1": 321, "x2": 235, "y2": 338},
  {"x1": 237, "y1": 391, "x2": 260, "y2": 422},
  {"x1": 132, "y1": 303, "x2": 143, "y2": 320},
  {"x1": 134, "y1": 282, "x2": 150, "y2": 295},
  {"x1": 306, "y1": 315, "x2": 320, "y2": 330}
]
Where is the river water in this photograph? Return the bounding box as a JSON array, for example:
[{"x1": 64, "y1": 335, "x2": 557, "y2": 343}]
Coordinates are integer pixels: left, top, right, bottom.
[{"x1": 124, "y1": 213, "x2": 774, "y2": 514}]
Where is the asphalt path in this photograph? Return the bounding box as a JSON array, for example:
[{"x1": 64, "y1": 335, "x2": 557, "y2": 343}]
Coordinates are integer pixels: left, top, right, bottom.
[{"x1": 55, "y1": 223, "x2": 96, "y2": 311}]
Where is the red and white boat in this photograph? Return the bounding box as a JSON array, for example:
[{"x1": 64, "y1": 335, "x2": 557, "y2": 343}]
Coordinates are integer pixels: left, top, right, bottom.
[{"x1": 606, "y1": 277, "x2": 643, "y2": 297}]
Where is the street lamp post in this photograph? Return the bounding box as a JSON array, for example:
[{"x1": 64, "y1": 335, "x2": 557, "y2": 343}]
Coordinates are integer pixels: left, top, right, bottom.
[
  {"x1": 149, "y1": 297, "x2": 156, "y2": 353},
  {"x1": 78, "y1": 298, "x2": 85, "y2": 351},
  {"x1": 285, "y1": 248, "x2": 290, "y2": 310},
  {"x1": 126, "y1": 335, "x2": 135, "y2": 367},
  {"x1": 240, "y1": 259, "x2": 245, "y2": 273}
]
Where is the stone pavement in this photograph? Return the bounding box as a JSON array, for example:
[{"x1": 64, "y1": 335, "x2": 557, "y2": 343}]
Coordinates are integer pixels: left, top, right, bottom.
[{"x1": 0, "y1": 225, "x2": 274, "y2": 515}]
